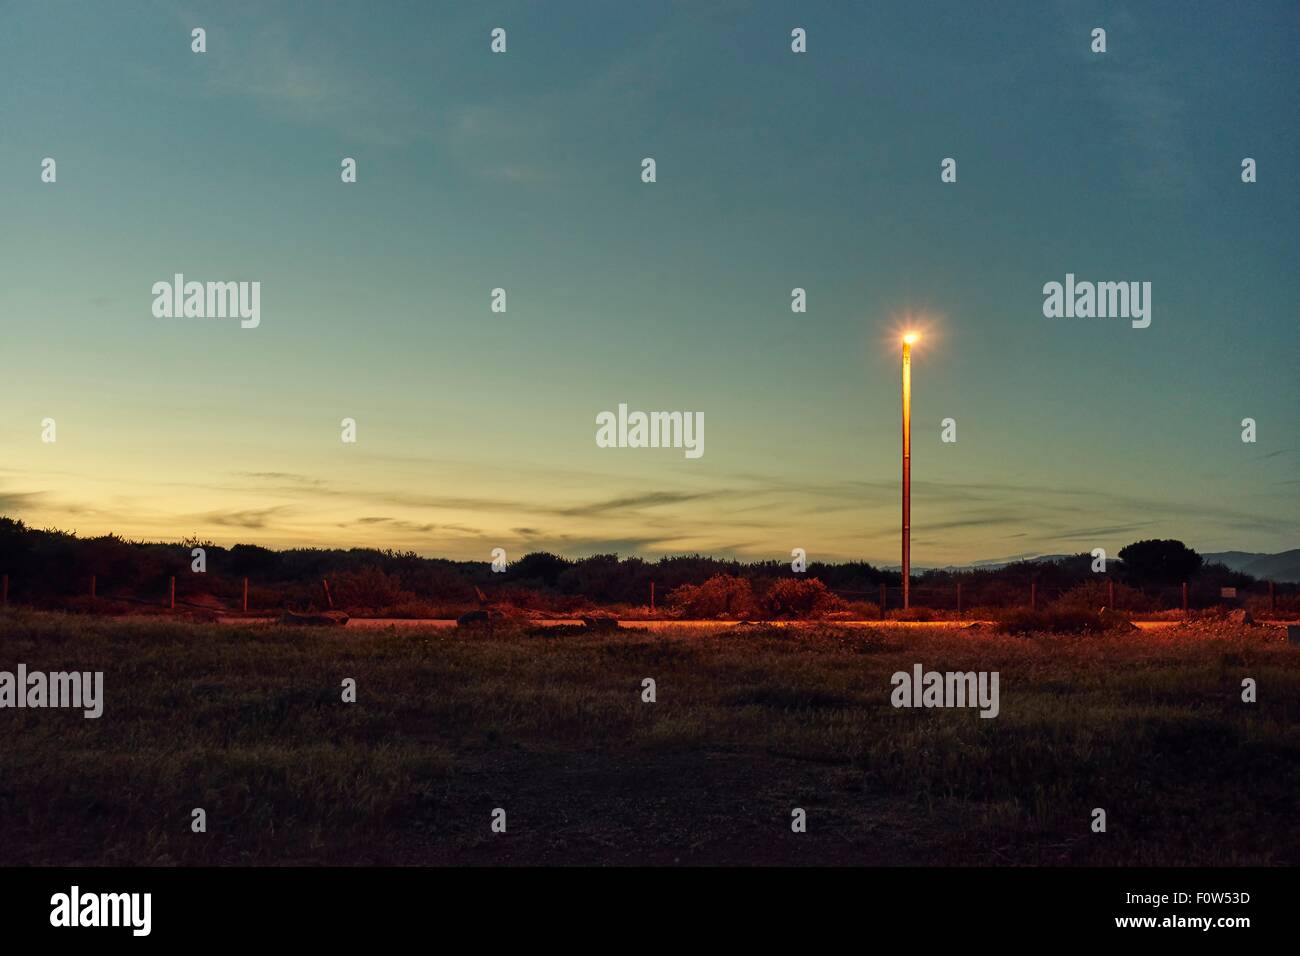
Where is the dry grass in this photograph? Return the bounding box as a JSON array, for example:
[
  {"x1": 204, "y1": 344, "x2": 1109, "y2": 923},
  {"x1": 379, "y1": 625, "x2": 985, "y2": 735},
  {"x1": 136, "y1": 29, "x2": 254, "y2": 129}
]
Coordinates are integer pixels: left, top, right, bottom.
[{"x1": 0, "y1": 609, "x2": 1296, "y2": 865}]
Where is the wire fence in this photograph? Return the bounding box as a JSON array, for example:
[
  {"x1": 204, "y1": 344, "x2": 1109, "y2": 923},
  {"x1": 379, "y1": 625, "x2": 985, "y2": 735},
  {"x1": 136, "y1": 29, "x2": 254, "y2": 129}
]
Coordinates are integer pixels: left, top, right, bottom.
[
  {"x1": 1, "y1": 572, "x2": 1296, "y2": 619},
  {"x1": 836, "y1": 580, "x2": 1297, "y2": 617}
]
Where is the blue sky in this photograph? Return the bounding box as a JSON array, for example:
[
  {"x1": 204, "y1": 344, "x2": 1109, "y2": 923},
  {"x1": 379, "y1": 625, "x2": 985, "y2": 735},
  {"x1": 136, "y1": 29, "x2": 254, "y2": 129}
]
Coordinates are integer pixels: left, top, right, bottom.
[{"x1": 1, "y1": 0, "x2": 1296, "y2": 564}]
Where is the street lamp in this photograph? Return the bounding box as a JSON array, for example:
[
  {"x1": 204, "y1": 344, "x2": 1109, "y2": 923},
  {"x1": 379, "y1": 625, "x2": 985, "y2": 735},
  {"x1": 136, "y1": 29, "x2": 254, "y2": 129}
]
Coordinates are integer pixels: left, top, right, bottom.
[{"x1": 901, "y1": 333, "x2": 918, "y2": 610}]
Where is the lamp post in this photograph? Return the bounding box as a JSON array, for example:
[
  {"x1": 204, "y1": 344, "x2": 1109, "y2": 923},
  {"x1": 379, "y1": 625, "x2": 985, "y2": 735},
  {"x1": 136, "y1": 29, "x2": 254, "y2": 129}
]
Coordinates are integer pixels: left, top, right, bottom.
[{"x1": 901, "y1": 333, "x2": 917, "y2": 610}]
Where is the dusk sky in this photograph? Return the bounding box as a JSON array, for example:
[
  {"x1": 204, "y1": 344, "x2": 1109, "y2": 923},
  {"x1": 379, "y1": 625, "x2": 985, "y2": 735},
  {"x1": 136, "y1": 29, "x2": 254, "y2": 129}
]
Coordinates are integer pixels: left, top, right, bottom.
[{"x1": 1, "y1": 1, "x2": 1296, "y2": 565}]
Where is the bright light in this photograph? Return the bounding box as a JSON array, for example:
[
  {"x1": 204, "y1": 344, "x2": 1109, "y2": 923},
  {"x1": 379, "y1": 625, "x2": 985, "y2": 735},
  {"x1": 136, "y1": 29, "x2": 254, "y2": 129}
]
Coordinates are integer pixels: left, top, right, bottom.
[{"x1": 902, "y1": 333, "x2": 919, "y2": 345}]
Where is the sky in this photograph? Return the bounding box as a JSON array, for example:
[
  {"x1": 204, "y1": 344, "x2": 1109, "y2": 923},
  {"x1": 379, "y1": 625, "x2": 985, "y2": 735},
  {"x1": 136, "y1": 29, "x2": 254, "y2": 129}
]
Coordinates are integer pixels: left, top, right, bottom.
[{"x1": 1, "y1": 0, "x2": 1297, "y2": 566}]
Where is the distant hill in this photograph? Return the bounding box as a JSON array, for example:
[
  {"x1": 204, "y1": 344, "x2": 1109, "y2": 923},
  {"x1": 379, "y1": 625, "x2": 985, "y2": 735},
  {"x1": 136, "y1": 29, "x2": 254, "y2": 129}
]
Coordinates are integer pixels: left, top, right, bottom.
[
  {"x1": 1203, "y1": 550, "x2": 1300, "y2": 583},
  {"x1": 885, "y1": 554, "x2": 1075, "y2": 573},
  {"x1": 896, "y1": 550, "x2": 1300, "y2": 582}
]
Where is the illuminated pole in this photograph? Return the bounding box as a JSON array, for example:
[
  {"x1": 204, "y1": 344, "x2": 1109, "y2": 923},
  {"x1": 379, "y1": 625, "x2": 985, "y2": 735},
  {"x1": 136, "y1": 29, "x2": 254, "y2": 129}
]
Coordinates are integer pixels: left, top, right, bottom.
[{"x1": 901, "y1": 334, "x2": 915, "y2": 611}]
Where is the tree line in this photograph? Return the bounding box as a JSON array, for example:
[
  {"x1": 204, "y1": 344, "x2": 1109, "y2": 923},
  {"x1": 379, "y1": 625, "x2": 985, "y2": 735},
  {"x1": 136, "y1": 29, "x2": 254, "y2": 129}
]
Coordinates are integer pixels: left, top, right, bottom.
[{"x1": 0, "y1": 517, "x2": 1273, "y2": 613}]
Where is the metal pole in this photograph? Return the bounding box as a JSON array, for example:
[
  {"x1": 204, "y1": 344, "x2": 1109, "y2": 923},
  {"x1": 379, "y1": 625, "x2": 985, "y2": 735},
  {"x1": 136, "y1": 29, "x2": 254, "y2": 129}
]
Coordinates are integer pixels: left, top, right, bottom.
[
  {"x1": 322, "y1": 578, "x2": 334, "y2": 609},
  {"x1": 956, "y1": 582, "x2": 962, "y2": 615},
  {"x1": 1269, "y1": 581, "x2": 1275, "y2": 615},
  {"x1": 170, "y1": 576, "x2": 176, "y2": 610},
  {"x1": 90, "y1": 574, "x2": 96, "y2": 599},
  {"x1": 1182, "y1": 581, "x2": 1188, "y2": 617},
  {"x1": 880, "y1": 582, "x2": 887, "y2": 619},
  {"x1": 243, "y1": 577, "x2": 249, "y2": 612},
  {"x1": 1108, "y1": 579, "x2": 1114, "y2": 609},
  {"x1": 650, "y1": 581, "x2": 655, "y2": 614},
  {"x1": 902, "y1": 340, "x2": 911, "y2": 611},
  {"x1": 1031, "y1": 581, "x2": 1037, "y2": 612}
]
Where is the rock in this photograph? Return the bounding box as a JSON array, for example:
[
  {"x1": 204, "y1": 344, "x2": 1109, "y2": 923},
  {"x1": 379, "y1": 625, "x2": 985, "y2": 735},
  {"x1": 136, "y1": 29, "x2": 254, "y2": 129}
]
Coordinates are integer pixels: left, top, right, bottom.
[
  {"x1": 1228, "y1": 609, "x2": 1254, "y2": 625},
  {"x1": 580, "y1": 613, "x2": 620, "y2": 633},
  {"x1": 279, "y1": 610, "x2": 349, "y2": 627}
]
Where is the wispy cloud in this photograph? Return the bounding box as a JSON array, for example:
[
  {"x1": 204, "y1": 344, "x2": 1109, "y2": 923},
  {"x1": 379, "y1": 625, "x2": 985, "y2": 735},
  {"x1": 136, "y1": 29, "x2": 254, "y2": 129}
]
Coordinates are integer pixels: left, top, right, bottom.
[
  {"x1": 0, "y1": 492, "x2": 44, "y2": 511},
  {"x1": 197, "y1": 506, "x2": 293, "y2": 530},
  {"x1": 555, "y1": 490, "x2": 725, "y2": 517}
]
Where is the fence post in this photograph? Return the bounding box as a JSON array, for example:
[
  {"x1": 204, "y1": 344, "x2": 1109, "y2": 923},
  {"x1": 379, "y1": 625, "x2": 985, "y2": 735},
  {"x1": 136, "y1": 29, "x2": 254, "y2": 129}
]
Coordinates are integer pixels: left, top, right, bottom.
[
  {"x1": 1107, "y1": 579, "x2": 1115, "y2": 609},
  {"x1": 243, "y1": 577, "x2": 249, "y2": 612},
  {"x1": 90, "y1": 574, "x2": 96, "y2": 600},
  {"x1": 322, "y1": 578, "x2": 334, "y2": 609},
  {"x1": 956, "y1": 582, "x2": 962, "y2": 615},
  {"x1": 880, "y1": 583, "x2": 887, "y2": 620},
  {"x1": 1182, "y1": 582, "x2": 1188, "y2": 618},
  {"x1": 170, "y1": 576, "x2": 176, "y2": 610},
  {"x1": 1030, "y1": 581, "x2": 1037, "y2": 612}
]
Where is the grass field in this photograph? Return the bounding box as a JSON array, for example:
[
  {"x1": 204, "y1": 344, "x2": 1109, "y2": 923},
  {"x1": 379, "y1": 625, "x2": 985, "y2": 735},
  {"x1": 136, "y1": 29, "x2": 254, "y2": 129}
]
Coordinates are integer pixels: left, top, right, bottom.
[{"x1": 1, "y1": 609, "x2": 1296, "y2": 866}]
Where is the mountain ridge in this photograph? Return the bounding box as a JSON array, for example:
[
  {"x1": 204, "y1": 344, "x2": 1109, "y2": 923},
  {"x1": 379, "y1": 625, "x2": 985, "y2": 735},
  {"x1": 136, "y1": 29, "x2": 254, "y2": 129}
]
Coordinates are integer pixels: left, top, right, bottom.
[{"x1": 887, "y1": 549, "x2": 1300, "y2": 582}]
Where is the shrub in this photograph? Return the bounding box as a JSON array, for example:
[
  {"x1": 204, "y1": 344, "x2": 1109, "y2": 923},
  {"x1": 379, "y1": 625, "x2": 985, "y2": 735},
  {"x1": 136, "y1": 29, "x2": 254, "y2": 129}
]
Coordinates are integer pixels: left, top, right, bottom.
[
  {"x1": 889, "y1": 606, "x2": 936, "y2": 622},
  {"x1": 845, "y1": 600, "x2": 881, "y2": 619},
  {"x1": 761, "y1": 578, "x2": 846, "y2": 618},
  {"x1": 328, "y1": 566, "x2": 411, "y2": 610},
  {"x1": 1245, "y1": 592, "x2": 1298, "y2": 617},
  {"x1": 667, "y1": 574, "x2": 757, "y2": 618},
  {"x1": 1051, "y1": 580, "x2": 1151, "y2": 613}
]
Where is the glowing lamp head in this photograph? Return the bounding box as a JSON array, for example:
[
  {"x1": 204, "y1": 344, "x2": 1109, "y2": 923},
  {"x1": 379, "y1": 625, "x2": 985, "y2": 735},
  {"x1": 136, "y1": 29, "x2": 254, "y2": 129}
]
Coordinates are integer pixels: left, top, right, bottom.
[{"x1": 902, "y1": 333, "x2": 918, "y2": 345}]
